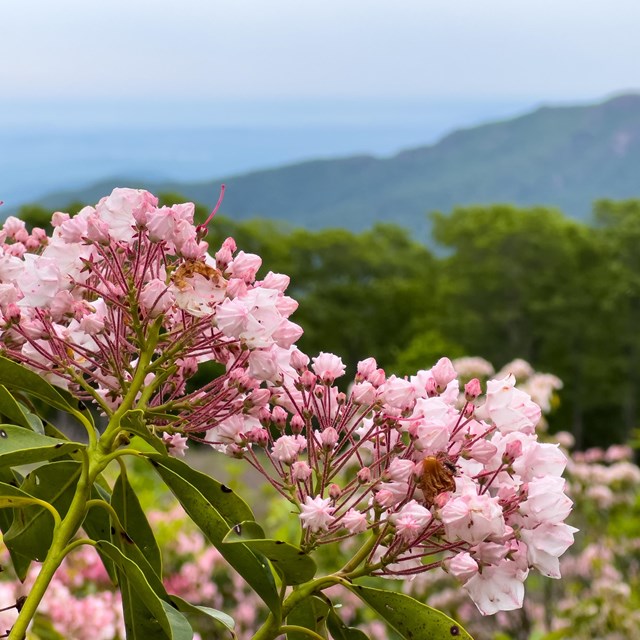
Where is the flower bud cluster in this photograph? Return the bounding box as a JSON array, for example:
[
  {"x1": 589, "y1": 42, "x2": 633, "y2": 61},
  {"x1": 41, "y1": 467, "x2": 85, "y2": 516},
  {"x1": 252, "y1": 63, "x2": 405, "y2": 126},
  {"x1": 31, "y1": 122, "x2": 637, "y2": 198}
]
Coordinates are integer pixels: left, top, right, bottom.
[
  {"x1": 0, "y1": 189, "x2": 302, "y2": 439},
  {"x1": 206, "y1": 351, "x2": 577, "y2": 615},
  {"x1": 0, "y1": 192, "x2": 576, "y2": 617}
]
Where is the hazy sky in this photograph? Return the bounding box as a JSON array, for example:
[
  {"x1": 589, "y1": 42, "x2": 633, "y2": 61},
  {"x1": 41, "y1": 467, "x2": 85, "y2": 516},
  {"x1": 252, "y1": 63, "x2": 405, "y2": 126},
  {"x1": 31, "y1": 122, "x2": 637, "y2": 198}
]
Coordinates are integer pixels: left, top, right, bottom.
[{"x1": 2, "y1": 0, "x2": 639, "y2": 102}]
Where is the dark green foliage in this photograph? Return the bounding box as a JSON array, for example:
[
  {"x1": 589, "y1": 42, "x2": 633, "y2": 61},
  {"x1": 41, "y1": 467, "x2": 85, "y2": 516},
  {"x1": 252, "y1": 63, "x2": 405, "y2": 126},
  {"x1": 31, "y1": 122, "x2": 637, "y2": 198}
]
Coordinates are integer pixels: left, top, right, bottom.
[{"x1": 12, "y1": 196, "x2": 640, "y2": 447}]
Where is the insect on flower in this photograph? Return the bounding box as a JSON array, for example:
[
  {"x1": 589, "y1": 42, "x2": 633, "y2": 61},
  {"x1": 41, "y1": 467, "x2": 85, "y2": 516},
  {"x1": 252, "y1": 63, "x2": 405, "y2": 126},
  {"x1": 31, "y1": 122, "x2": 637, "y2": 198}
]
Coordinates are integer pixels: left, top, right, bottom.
[{"x1": 417, "y1": 455, "x2": 457, "y2": 507}]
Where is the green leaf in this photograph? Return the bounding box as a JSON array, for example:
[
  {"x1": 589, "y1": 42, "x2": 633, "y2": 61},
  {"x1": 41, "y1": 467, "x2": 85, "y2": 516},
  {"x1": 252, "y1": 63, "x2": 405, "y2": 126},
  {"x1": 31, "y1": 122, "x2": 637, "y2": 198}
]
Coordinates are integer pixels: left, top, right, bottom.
[
  {"x1": 287, "y1": 596, "x2": 329, "y2": 640},
  {"x1": 95, "y1": 540, "x2": 192, "y2": 640},
  {"x1": 145, "y1": 454, "x2": 254, "y2": 525},
  {"x1": 0, "y1": 424, "x2": 84, "y2": 467},
  {"x1": 111, "y1": 470, "x2": 163, "y2": 577},
  {"x1": 0, "y1": 385, "x2": 41, "y2": 432},
  {"x1": 223, "y1": 520, "x2": 317, "y2": 585},
  {"x1": 326, "y1": 610, "x2": 369, "y2": 640},
  {"x1": 169, "y1": 594, "x2": 236, "y2": 637},
  {"x1": 149, "y1": 458, "x2": 281, "y2": 619},
  {"x1": 82, "y1": 492, "x2": 118, "y2": 584},
  {"x1": 121, "y1": 410, "x2": 166, "y2": 453},
  {"x1": 0, "y1": 357, "x2": 80, "y2": 415},
  {"x1": 345, "y1": 585, "x2": 474, "y2": 640},
  {"x1": 0, "y1": 468, "x2": 31, "y2": 580},
  {"x1": 4, "y1": 461, "x2": 82, "y2": 561}
]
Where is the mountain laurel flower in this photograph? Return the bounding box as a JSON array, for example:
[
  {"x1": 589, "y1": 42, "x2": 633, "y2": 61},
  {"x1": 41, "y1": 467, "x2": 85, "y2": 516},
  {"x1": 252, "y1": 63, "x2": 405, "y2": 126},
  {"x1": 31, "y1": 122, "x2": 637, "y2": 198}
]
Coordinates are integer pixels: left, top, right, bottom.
[
  {"x1": 445, "y1": 552, "x2": 479, "y2": 582},
  {"x1": 311, "y1": 352, "x2": 346, "y2": 384},
  {"x1": 341, "y1": 509, "x2": 368, "y2": 534},
  {"x1": 390, "y1": 500, "x2": 433, "y2": 542},
  {"x1": 291, "y1": 461, "x2": 312, "y2": 482},
  {"x1": 162, "y1": 432, "x2": 189, "y2": 457},
  {"x1": 485, "y1": 374, "x2": 542, "y2": 434},
  {"x1": 139, "y1": 279, "x2": 175, "y2": 317},
  {"x1": 272, "y1": 435, "x2": 306, "y2": 464},
  {"x1": 299, "y1": 496, "x2": 335, "y2": 532},
  {"x1": 431, "y1": 357, "x2": 458, "y2": 390}
]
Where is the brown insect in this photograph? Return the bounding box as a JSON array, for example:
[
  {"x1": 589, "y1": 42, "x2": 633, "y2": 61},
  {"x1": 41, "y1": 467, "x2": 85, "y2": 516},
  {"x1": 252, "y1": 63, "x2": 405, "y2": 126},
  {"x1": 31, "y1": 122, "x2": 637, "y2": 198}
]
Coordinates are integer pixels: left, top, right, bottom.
[
  {"x1": 417, "y1": 456, "x2": 457, "y2": 507},
  {"x1": 172, "y1": 259, "x2": 222, "y2": 290}
]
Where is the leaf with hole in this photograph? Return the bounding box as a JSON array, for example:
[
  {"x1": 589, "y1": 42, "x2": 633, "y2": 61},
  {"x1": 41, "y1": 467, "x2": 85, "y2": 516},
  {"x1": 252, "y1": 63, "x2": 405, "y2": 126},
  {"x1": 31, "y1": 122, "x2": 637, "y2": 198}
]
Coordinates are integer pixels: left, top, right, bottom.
[
  {"x1": 223, "y1": 520, "x2": 317, "y2": 585},
  {"x1": 149, "y1": 458, "x2": 280, "y2": 619},
  {"x1": 146, "y1": 454, "x2": 254, "y2": 525},
  {"x1": 345, "y1": 584, "x2": 474, "y2": 640}
]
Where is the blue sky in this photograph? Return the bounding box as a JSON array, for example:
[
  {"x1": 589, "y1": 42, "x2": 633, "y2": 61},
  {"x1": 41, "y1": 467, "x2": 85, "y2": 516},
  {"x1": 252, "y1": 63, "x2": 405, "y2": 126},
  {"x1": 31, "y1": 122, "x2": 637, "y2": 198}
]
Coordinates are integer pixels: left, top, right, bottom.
[
  {"x1": 2, "y1": 0, "x2": 639, "y2": 104},
  {"x1": 3, "y1": 0, "x2": 640, "y2": 207}
]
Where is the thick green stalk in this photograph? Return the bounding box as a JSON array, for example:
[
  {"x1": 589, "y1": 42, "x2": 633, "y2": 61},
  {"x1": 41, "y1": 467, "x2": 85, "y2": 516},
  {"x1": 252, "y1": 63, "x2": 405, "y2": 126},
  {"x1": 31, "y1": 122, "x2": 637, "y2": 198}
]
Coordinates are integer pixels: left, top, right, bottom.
[
  {"x1": 7, "y1": 453, "x2": 96, "y2": 639},
  {"x1": 8, "y1": 321, "x2": 162, "y2": 638},
  {"x1": 338, "y1": 530, "x2": 380, "y2": 576}
]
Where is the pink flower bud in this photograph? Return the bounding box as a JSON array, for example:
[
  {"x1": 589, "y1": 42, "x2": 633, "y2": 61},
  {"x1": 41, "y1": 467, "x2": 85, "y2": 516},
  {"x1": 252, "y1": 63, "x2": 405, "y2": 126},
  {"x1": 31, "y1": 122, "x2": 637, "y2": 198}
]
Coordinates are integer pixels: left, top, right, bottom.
[
  {"x1": 368, "y1": 368, "x2": 386, "y2": 388},
  {"x1": 291, "y1": 460, "x2": 312, "y2": 482},
  {"x1": 246, "y1": 428, "x2": 269, "y2": 447},
  {"x1": 4, "y1": 303, "x2": 21, "y2": 323},
  {"x1": 245, "y1": 388, "x2": 271, "y2": 408},
  {"x1": 329, "y1": 483, "x2": 342, "y2": 500},
  {"x1": 356, "y1": 357, "x2": 378, "y2": 381},
  {"x1": 465, "y1": 378, "x2": 482, "y2": 401},
  {"x1": 432, "y1": 357, "x2": 457, "y2": 390},
  {"x1": 320, "y1": 427, "x2": 339, "y2": 451},
  {"x1": 215, "y1": 246, "x2": 233, "y2": 272},
  {"x1": 504, "y1": 439, "x2": 523, "y2": 463},
  {"x1": 290, "y1": 413, "x2": 305, "y2": 434},
  {"x1": 290, "y1": 349, "x2": 310, "y2": 374},
  {"x1": 350, "y1": 381, "x2": 377, "y2": 405},
  {"x1": 258, "y1": 407, "x2": 272, "y2": 427},
  {"x1": 357, "y1": 467, "x2": 371, "y2": 484},
  {"x1": 271, "y1": 405, "x2": 288, "y2": 430},
  {"x1": 227, "y1": 444, "x2": 246, "y2": 459},
  {"x1": 261, "y1": 271, "x2": 290, "y2": 292},
  {"x1": 86, "y1": 215, "x2": 110, "y2": 244},
  {"x1": 299, "y1": 370, "x2": 317, "y2": 390},
  {"x1": 229, "y1": 251, "x2": 262, "y2": 283}
]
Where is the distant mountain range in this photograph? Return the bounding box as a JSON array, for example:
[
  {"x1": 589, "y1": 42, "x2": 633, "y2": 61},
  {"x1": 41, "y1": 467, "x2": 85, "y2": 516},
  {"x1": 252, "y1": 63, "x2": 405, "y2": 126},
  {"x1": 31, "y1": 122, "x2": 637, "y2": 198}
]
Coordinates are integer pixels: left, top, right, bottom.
[{"x1": 28, "y1": 94, "x2": 640, "y2": 235}]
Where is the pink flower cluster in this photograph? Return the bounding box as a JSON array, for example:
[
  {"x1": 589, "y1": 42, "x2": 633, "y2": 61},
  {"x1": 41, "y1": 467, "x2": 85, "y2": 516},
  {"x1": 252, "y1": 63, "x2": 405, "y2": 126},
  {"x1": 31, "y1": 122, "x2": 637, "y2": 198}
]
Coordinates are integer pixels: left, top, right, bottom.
[
  {"x1": 0, "y1": 191, "x2": 576, "y2": 618},
  {"x1": 207, "y1": 351, "x2": 577, "y2": 615},
  {"x1": 0, "y1": 189, "x2": 302, "y2": 437}
]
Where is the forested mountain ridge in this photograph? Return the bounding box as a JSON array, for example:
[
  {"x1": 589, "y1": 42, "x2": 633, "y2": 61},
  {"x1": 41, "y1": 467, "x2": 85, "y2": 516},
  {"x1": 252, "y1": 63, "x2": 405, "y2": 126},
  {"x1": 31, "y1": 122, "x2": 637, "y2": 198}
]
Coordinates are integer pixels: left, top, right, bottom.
[{"x1": 30, "y1": 94, "x2": 640, "y2": 235}]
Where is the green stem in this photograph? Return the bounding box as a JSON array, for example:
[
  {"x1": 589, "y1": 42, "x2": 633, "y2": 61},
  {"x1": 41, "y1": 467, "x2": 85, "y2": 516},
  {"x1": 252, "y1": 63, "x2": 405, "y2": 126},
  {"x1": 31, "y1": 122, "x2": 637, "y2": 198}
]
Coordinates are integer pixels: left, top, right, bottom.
[
  {"x1": 99, "y1": 317, "x2": 163, "y2": 452},
  {"x1": 7, "y1": 452, "x2": 96, "y2": 640},
  {"x1": 338, "y1": 530, "x2": 380, "y2": 576}
]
